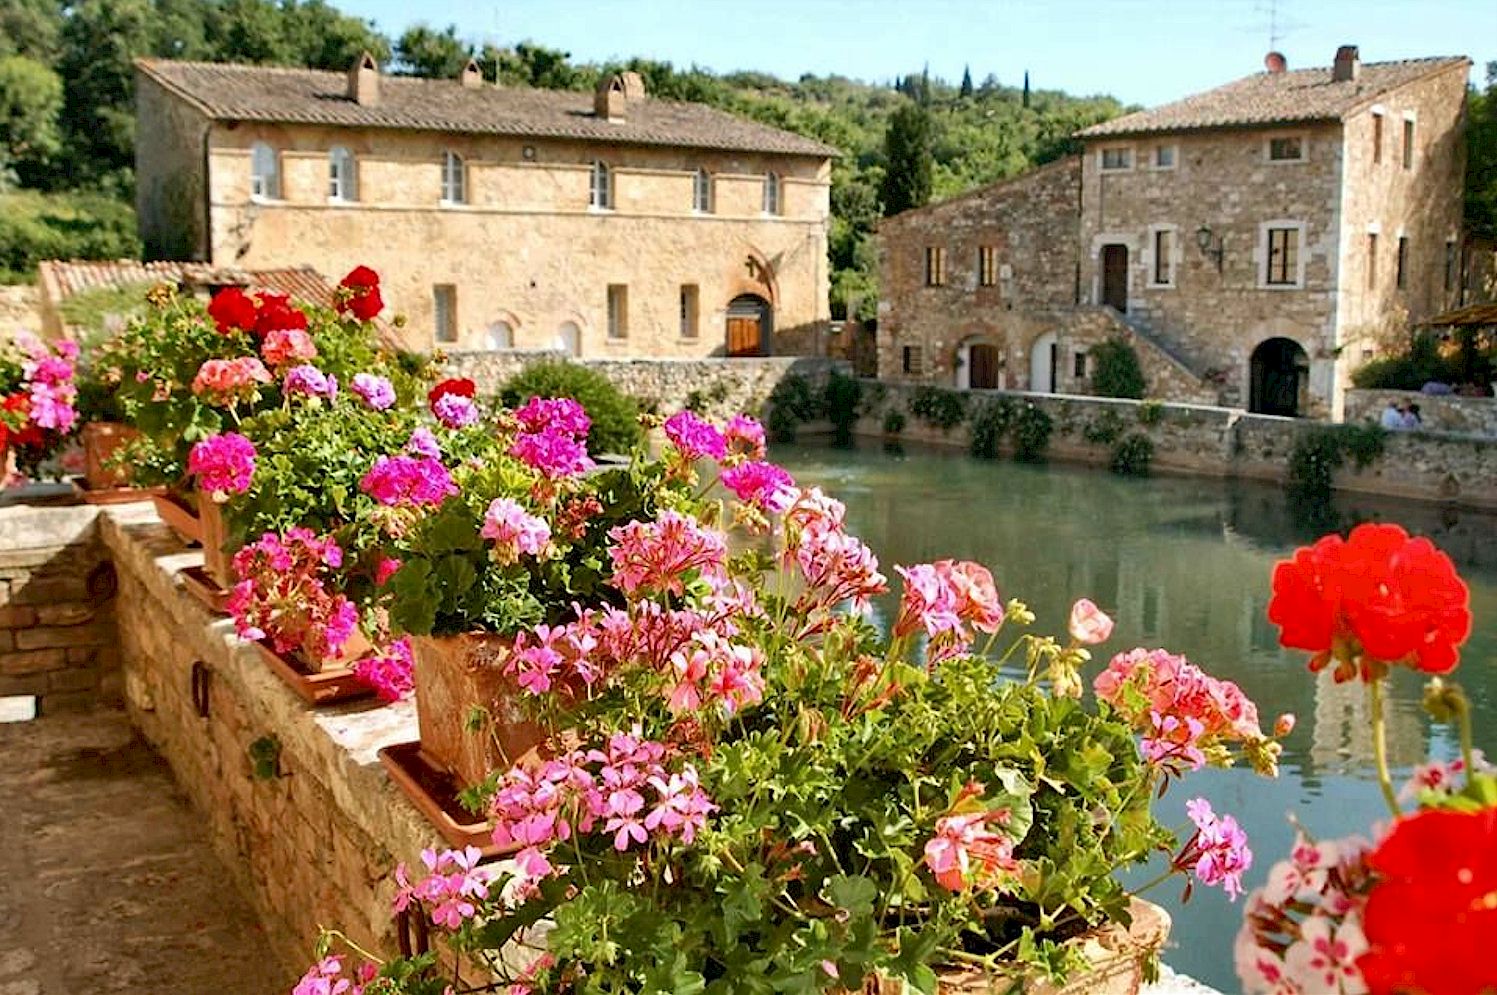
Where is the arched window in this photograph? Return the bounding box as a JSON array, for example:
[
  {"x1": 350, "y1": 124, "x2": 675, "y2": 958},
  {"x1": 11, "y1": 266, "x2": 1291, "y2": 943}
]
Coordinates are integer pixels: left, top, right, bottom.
[
  {"x1": 487, "y1": 321, "x2": 514, "y2": 349},
  {"x1": 250, "y1": 142, "x2": 279, "y2": 200},
  {"x1": 693, "y1": 168, "x2": 713, "y2": 213},
  {"x1": 329, "y1": 146, "x2": 357, "y2": 201},
  {"x1": 589, "y1": 160, "x2": 612, "y2": 210},
  {"x1": 762, "y1": 171, "x2": 782, "y2": 216},
  {"x1": 441, "y1": 151, "x2": 466, "y2": 204}
]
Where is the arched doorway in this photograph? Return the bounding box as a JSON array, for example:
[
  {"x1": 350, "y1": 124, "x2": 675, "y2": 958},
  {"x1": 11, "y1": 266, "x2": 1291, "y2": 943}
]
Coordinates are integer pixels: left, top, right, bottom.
[
  {"x1": 1029, "y1": 332, "x2": 1058, "y2": 393},
  {"x1": 957, "y1": 339, "x2": 1004, "y2": 390},
  {"x1": 554, "y1": 322, "x2": 581, "y2": 357},
  {"x1": 1249, "y1": 337, "x2": 1310, "y2": 416},
  {"x1": 487, "y1": 321, "x2": 514, "y2": 350},
  {"x1": 726, "y1": 294, "x2": 772, "y2": 357}
]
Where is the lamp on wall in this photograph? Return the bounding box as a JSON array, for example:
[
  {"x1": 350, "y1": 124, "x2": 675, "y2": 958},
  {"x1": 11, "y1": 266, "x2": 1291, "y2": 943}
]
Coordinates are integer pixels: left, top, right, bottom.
[{"x1": 1195, "y1": 225, "x2": 1224, "y2": 272}]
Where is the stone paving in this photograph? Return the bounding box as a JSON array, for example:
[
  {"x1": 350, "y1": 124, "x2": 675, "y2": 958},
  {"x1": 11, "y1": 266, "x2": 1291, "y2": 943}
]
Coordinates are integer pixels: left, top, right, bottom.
[{"x1": 0, "y1": 707, "x2": 292, "y2": 995}]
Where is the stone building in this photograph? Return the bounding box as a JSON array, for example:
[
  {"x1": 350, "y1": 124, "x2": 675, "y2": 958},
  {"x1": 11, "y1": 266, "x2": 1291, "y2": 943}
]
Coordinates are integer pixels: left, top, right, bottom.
[
  {"x1": 134, "y1": 57, "x2": 836, "y2": 358},
  {"x1": 879, "y1": 47, "x2": 1471, "y2": 417}
]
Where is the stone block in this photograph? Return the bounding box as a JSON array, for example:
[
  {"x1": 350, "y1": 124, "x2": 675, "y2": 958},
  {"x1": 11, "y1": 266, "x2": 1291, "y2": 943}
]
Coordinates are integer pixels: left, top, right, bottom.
[
  {"x1": 38, "y1": 688, "x2": 96, "y2": 713},
  {"x1": 8, "y1": 577, "x2": 92, "y2": 606},
  {"x1": 0, "y1": 606, "x2": 36, "y2": 629},
  {"x1": 34, "y1": 604, "x2": 97, "y2": 626},
  {"x1": 0, "y1": 649, "x2": 67, "y2": 676},
  {"x1": 45, "y1": 668, "x2": 99, "y2": 694},
  {"x1": 15, "y1": 622, "x2": 112, "y2": 651}
]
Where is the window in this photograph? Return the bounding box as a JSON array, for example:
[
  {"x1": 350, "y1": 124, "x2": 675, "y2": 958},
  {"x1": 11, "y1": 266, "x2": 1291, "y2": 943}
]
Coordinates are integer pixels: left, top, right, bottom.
[
  {"x1": 250, "y1": 142, "x2": 279, "y2": 200},
  {"x1": 901, "y1": 345, "x2": 924, "y2": 376},
  {"x1": 1402, "y1": 118, "x2": 1415, "y2": 169},
  {"x1": 606, "y1": 284, "x2": 628, "y2": 339},
  {"x1": 1151, "y1": 228, "x2": 1174, "y2": 285},
  {"x1": 693, "y1": 168, "x2": 713, "y2": 213},
  {"x1": 441, "y1": 151, "x2": 466, "y2": 204},
  {"x1": 762, "y1": 172, "x2": 782, "y2": 215},
  {"x1": 1372, "y1": 112, "x2": 1384, "y2": 164},
  {"x1": 1152, "y1": 145, "x2": 1176, "y2": 169},
  {"x1": 1264, "y1": 226, "x2": 1299, "y2": 286},
  {"x1": 487, "y1": 321, "x2": 514, "y2": 349},
  {"x1": 1367, "y1": 233, "x2": 1379, "y2": 289},
  {"x1": 329, "y1": 146, "x2": 357, "y2": 201},
  {"x1": 1396, "y1": 236, "x2": 1409, "y2": 290},
  {"x1": 433, "y1": 285, "x2": 456, "y2": 343},
  {"x1": 978, "y1": 246, "x2": 998, "y2": 287},
  {"x1": 1445, "y1": 240, "x2": 1458, "y2": 292},
  {"x1": 1099, "y1": 146, "x2": 1132, "y2": 171},
  {"x1": 679, "y1": 284, "x2": 699, "y2": 338},
  {"x1": 1268, "y1": 136, "x2": 1304, "y2": 162},
  {"x1": 1073, "y1": 351, "x2": 1088, "y2": 378},
  {"x1": 924, "y1": 246, "x2": 946, "y2": 287},
  {"x1": 589, "y1": 160, "x2": 612, "y2": 210}
]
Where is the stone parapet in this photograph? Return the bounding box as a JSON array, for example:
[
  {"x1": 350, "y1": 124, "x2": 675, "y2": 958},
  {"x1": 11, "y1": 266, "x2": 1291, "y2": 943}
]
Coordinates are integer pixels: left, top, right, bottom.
[{"x1": 1345, "y1": 388, "x2": 1497, "y2": 437}]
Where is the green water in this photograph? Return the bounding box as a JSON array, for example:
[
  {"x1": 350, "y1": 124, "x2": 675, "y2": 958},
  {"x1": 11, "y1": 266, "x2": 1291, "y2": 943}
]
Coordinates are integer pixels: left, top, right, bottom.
[{"x1": 772, "y1": 439, "x2": 1497, "y2": 992}]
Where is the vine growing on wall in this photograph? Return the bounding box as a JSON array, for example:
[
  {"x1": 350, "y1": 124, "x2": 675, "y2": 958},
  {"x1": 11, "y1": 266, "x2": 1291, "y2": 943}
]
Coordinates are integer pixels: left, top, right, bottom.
[
  {"x1": 1089, "y1": 338, "x2": 1146, "y2": 399},
  {"x1": 1286, "y1": 424, "x2": 1387, "y2": 499},
  {"x1": 1109, "y1": 433, "x2": 1154, "y2": 476},
  {"x1": 969, "y1": 398, "x2": 1015, "y2": 458},
  {"x1": 908, "y1": 385, "x2": 968, "y2": 430},
  {"x1": 1081, "y1": 409, "x2": 1126, "y2": 445},
  {"x1": 1012, "y1": 403, "x2": 1054, "y2": 462},
  {"x1": 766, "y1": 374, "x2": 821, "y2": 443},
  {"x1": 822, "y1": 370, "x2": 864, "y2": 445}
]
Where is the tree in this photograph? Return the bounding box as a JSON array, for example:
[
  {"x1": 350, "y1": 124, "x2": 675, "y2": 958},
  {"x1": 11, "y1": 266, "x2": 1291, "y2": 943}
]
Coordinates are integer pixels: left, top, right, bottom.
[
  {"x1": 879, "y1": 100, "x2": 933, "y2": 216},
  {"x1": 281, "y1": 1, "x2": 389, "y2": 70},
  {"x1": 57, "y1": 0, "x2": 154, "y2": 191},
  {"x1": 1467, "y1": 61, "x2": 1497, "y2": 239},
  {"x1": 959, "y1": 65, "x2": 973, "y2": 99},
  {"x1": 0, "y1": 56, "x2": 63, "y2": 186},
  {"x1": 213, "y1": 0, "x2": 295, "y2": 64},
  {"x1": 1089, "y1": 338, "x2": 1146, "y2": 399},
  {"x1": 1023, "y1": 71, "x2": 1031, "y2": 109},
  {"x1": 393, "y1": 23, "x2": 469, "y2": 77},
  {"x1": 0, "y1": 0, "x2": 64, "y2": 62}
]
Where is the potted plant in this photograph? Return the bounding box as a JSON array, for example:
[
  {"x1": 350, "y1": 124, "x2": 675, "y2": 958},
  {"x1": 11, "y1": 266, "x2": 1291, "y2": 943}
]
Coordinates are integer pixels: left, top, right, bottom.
[
  {"x1": 299, "y1": 407, "x2": 1286, "y2": 994},
  {"x1": 0, "y1": 333, "x2": 79, "y2": 486}
]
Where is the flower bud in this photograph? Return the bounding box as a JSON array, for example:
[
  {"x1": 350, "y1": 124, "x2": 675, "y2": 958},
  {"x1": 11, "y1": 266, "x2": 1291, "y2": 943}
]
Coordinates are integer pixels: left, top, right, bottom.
[
  {"x1": 1068, "y1": 598, "x2": 1115, "y2": 645},
  {"x1": 1274, "y1": 713, "x2": 1296, "y2": 737}
]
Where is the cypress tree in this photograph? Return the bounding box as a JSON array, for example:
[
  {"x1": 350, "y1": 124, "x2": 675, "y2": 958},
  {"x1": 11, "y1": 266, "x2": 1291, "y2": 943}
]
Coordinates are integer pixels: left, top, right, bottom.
[
  {"x1": 880, "y1": 100, "x2": 933, "y2": 216},
  {"x1": 1022, "y1": 70, "x2": 1031, "y2": 108},
  {"x1": 959, "y1": 65, "x2": 973, "y2": 98}
]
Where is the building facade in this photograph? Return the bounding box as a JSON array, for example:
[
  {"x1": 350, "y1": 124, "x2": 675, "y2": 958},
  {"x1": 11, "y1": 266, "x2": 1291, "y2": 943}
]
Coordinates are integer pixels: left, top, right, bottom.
[
  {"x1": 135, "y1": 57, "x2": 836, "y2": 358},
  {"x1": 880, "y1": 47, "x2": 1470, "y2": 418}
]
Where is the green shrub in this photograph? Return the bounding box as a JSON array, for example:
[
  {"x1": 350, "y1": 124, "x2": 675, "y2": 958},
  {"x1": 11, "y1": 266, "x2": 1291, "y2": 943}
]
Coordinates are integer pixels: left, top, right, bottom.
[
  {"x1": 766, "y1": 373, "x2": 821, "y2": 443},
  {"x1": 1350, "y1": 336, "x2": 1462, "y2": 390},
  {"x1": 881, "y1": 407, "x2": 906, "y2": 435},
  {"x1": 969, "y1": 398, "x2": 1015, "y2": 459},
  {"x1": 683, "y1": 380, "x2": 731, "y2": 414},
  {"x1": 0, "y1": 190, "x2": 139, "y2": 282},
  {"x1": 1012, "y1": 403, "x2": 1054, "y2": 462},
  {"x1": 1081, "y1": 409, "x2": 1125, "y2": 445},
  {"x1": 1286, "y1": 424, "x2": 1387, "y2": 498},
  {"x1": 1109, "y1": 433, "x2": 1154, "y2": 476},
  {"x1": 1088, "y1": 338, "x2": 1146, "y2": 399},
  {"x1": 498, "y1": 360, "x2": 642, "y2": 455},
  {"x1": 908, "y1": 385, "x2": 968, "y2": 430},
  {"x1": 1137, "y1": 399, "x2": 1164, "y2": 426},
  {"x1": 822, "y1": 369, "x2": 863, "y2": 443}
]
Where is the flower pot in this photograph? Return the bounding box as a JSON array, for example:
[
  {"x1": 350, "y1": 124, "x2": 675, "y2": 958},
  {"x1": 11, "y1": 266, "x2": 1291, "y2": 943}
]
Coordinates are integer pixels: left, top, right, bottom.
[
  {"x1": 81, "y1": 421, "x2": 139, "y2": 490},
  {"x1": 854, "y1": 898, "x2": 1170, "y2": 995},
  {"x1": 252, "y1": 637, "x2": 374, "y2": 707},
  {"x1": 152, "y1": 491, "x2": 202, "y2": 545},
  {"x1": 409, "y1": 633, "x2": 546, "y2": 791},
  {"x1": 197, "y1": 494, "x2": 235, "y2": 589}
]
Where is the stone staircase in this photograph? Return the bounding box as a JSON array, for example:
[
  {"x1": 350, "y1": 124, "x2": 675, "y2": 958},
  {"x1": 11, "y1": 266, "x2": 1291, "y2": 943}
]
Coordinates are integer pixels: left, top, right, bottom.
[{"x1": 1084, "y1": 306, "x2": 1219, "y2": 405}]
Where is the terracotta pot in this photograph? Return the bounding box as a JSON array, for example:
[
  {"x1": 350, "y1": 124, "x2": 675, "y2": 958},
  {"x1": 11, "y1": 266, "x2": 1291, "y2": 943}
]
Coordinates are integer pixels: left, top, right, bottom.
[
  {"x1": 197, "y1": 494, "x2": 235, "y2": 589},
  {"x1": 152, "y1": 491, "x2": 202, "y2": 544},
  {"x1": 81, "y1": 422, "x2": 140, "y2": 490},
  {"x1": 853, "y1": 898, "x2": 1170, "y2": 995},
  {"x1": 410, "y1": 633, "x2": 546, "y2": 791}
]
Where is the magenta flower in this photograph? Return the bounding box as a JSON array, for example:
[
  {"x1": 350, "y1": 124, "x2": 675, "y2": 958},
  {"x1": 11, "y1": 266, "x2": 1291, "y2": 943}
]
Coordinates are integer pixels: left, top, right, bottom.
[
  {"x1": 510, "y1": 429, "x2": 595, "y2": 479},
  {"x1": 291, "y1": 955, "x2": 351, "y2": 995},
  {"x1": 481, "y1": 498, "x2": 552, "y2": 563},
  {"x1": 282, "y1": 364, "x2": 337, "y2": 401},
  {"x1": 353, "y1": 638, "x2": 413, "y2": 702},
  {"x1": 664, "y1": 409, "x2": 727, "y2": 461},
  {"x1": 391, "y1": 846, "x2": 493, "y2": 931},
  {"x1": 404, "y1": 427, "x2": 441, "y2": 459},
  {"x1": 608, "y1": 510, "x2": 728, "y2": 597},
  {"x1": 349, "y1": 372, "x2": 395, "y2": 411},
  {"x1": 719, "y1": 460, "x2": 796, "y2": 512},
  {"x1": 513, "y1": 396, "x2": 590, "y2": 438},
  {"x1": 432, "y1": 392, "x2": 479, "y2": 428},
  {"x1": 724, "y1": 413, "x2": 767, "y2": 459},
  {"x1": 1179, "y1": 798, "x2": 1252, "y2": 901},
  {"x1": 359, "y1": 455, "x2": 458, "y2": 506},
  {"x1": 187, "y1": 432, "x2": 256, "y2": 498}
]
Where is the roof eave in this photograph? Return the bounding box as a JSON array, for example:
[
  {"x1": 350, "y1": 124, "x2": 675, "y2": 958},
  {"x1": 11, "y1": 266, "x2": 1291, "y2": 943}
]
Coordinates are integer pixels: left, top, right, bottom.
[{"x1": 1076, "y1": 115, "x2": 1342, "y2": 141}]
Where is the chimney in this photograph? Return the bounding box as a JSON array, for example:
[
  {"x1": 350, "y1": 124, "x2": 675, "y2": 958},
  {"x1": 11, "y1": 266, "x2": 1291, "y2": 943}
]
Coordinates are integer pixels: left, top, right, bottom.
[
  {"x1": 593, "y1": 71, "x2": 647, "y2": 122},
  {"x1": 1264, "y1": 51, "x2": 1287, "y2": 74},
  {"x1": 347, "y1": 51, "x2": 380, "y2": 105},
  {"x1": 460, "y1": 58, "x2": 482, "y2": 89},
  {"x1": 1332, "y1": 45, "x2": 1360, "y2": 82}
]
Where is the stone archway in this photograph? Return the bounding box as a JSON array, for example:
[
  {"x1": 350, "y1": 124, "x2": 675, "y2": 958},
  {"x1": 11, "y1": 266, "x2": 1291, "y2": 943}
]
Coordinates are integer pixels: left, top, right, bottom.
[
  {"x1": 1249, "y1": 337, "x2": 1310, "y2": 416},
  {"x1": 1029, "y1": 331, "x2": 1058, "y2": 393},
  {"x1": 956, "y1": 337, "x2": 1004, "y2": 390},
  {"x1": 726, "y1": 294, "x2": 772, "y2": 357},
  {"x1": 554, "y1": 321, "x2": 582, "y2": 357}
]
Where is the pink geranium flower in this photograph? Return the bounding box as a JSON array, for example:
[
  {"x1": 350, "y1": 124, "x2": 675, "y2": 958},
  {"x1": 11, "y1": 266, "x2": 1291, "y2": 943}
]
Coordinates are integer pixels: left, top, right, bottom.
[
  {"x1": 481, "y1": 498, "x2": 551, "y2": 564},
  {"x1": 1068, "y1": 598, "x2": 1114, "y2": 644},
  {"x1": 187, "y1": 432, "x2": 256, "y2": 498}
]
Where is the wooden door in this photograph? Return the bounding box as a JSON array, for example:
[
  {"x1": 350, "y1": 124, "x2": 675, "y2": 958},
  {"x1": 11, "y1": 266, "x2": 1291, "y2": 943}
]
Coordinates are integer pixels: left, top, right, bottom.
[
  {"x1": 969, "y1": 344, "x2": 999, "y2": 389},
  {"x1": 727, "y1": 316, "x2": 761, "y2": 357},
  {"x1": 1102, "y1": 244, "x2": 1128, "y2": 313}
]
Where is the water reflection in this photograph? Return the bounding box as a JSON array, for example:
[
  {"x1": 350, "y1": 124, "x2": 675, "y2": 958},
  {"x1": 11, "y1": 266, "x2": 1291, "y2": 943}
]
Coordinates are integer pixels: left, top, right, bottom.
[{"x1": 773, "y1": 439, "x2": 1497, "y2": 991}]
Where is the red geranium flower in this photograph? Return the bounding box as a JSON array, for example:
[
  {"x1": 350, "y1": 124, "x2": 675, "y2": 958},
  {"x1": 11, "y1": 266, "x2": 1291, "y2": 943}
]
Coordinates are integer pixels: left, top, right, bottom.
[
  {"x1": 427, "y1": 378, "x2": 476, "y2": 406},
  {"x1": 252, "y1": 291, "x2": 308, "y2": 338},
  {"x1": 337, "y1": 265, "x2": 384, "y2": 321},
  {"x1": 1267, "y1": 523, "x2": 1470, "y2": 681},
  {"x1": 207, "y1": 287, "x2": 258, "y2": 334},
  {"x1": 1357, "y1": 805, "x2": 1497, "y2": 995}
]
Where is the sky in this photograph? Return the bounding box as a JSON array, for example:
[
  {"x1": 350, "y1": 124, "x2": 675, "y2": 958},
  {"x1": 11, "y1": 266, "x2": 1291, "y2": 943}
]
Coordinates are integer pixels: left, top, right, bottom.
[{"x1": 342, "y1": 0, "x2": 1496, "y2": 107}]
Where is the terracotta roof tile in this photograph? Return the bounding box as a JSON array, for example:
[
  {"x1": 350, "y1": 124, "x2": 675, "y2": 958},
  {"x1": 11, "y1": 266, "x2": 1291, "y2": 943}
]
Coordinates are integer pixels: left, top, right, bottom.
[
  {"x1": 1078, "y1": 57, "x2": 1468, "y2": 138},
  {"x1": 39, "y1": 260, "x2": 337, "y2": 306},
  {"x1": 135, "y1": 59, "x2": 839, "y2": 159}
]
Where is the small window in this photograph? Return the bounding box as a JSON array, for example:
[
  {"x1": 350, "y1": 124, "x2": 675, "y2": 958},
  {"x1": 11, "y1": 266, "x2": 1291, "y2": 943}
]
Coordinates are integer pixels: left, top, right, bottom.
[
  {"x1": 679, "y1": 284, "x2": 699, "y2": 338},
  {"x1": 1402, "y1": 119, "x2": 1415, "y2": 169},
  {"x1": 329, "y1": 146, "x2": 357, "y2": 201},
  {"x1": 901, "y1": 345, "x2": 924, "y2": 376},
  {"x1": 433, "y1": 285, "x2": 457, "y2": 343},
  {"x1": 1367, "y1": 233, "x2": 1379, "y2": 289},
  {"x1": 1396, "y1": 236, "x2": 1409, "y2": 290},
  {"x1": 1445, "y1": 240, "x2": 1458, "y2": 292},
  {"x1": 924, "y1": 246, "x2": 946, "y2": 287},
  {"x1": 1268, "y1": 136, "x2": 1303, "y2": 162},
  {"x1": 693, "y1": 168, "x2": 713, "y2": 213},
  {"x1": 762, "y1": 172, "x2": 782, "y2": 215},
  {"x1": 1153, "y1": 145, "x2": 1175, "y2": 169},
  {"x1": 441, "y1": 151, "x2": 466, "y2": 204},
  {"x1": 487, "y1": 321, "x2": 514, "y2": 349},
  {"x1": 1152, "y1": 228, "x2": 1174, "y2": 285},
  {"x1": 978, "y1": 246, "x2": 998, "y2": 287},
  {"x1": 1100, "y1": 146, "x2": 1132, "y2": 171},
  {"x1": 590, "y1": 161, "x2": 612, "y2": 210},
  {"x1": 1265, "y1": 227, "x2": 1299, "y2": 286},
  {"x1": 606, "y1": 284, "x2": 628, "y2": 339},
  {"x1": 1073, "y1": 351, "x2": 1088, "y2": 378},
  {"x1": 250, "y1": 142, "x2": 279, "y2": 200},
  {"x1": 1372, "y1": 112, "x2": 1384, "y2": 165}
]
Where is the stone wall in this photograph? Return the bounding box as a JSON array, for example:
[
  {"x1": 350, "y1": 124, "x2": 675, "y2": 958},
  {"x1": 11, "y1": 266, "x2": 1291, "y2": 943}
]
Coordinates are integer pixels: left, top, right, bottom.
[
  {"x1": 851, "y1": 381, "x2": 1497, "y2": 510},
  {"x1": 135, "y1": 71, "x2": 213, "y2": 262},
  {"x1": 1344, "y1": 388, "x2": 1497, "y2": 437},
  {"x1": 445, "y1": 350, "x2": 849, "y2": 423},
  {"x1": 0, "y1": 285, "x2": 42, "y2": 336},
  {"x1": 0, "y1": 503, "x2": 118, "y2": 713}
]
